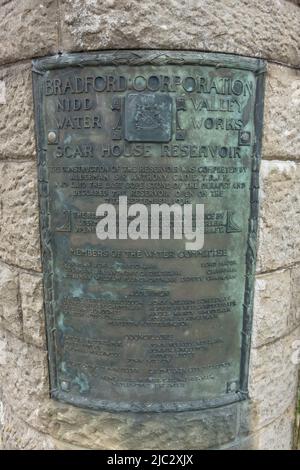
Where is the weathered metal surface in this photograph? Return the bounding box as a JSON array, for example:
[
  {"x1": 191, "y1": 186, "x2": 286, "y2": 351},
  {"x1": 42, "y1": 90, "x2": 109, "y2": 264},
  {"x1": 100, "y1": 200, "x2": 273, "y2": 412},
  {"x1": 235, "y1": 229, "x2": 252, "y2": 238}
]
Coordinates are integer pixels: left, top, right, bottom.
[{"x1": 32, "y1": 51, "x2": 265, "y2": 412}]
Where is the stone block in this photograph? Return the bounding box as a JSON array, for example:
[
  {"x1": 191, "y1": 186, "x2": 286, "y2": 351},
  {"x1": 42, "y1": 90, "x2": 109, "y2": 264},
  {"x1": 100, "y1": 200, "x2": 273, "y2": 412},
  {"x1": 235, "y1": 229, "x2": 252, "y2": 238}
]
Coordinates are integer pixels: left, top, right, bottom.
[
  {"x1": 252, "y1": 269, "x2": 294, "y2": 348},
  {"x1": 248, "y1": 327, "x2": 300, "y2": 429},
  {"x1": 257, "y1": 160, "x2": 300, "y2": 272},
  {"x1": 255, "y1": 405, "x2": 296, "y2": 450},
  {"x1": 0, "y1": 0, "x2": 58, "y2": 65},
  {"x1": 0, "y1": 329, "x2": 49, "y2": 430},
  {"x1": 60, "y1": 0, "x2": 300, "y2": 67},
  {"x1": 0, "y1": 400, "x2": 54, "y2": 450},
  {"x1": 263, "y1": 64, "x2": 300, "y2": 160},
  {"x1": 38, "y1": 400, "x2": 238, "y2": 450},
  {"x1": 0, "y1": 263, "x2": 22, "y2": 337},
  {"x1": 0, "y1": 63, "x2": 35, "y2": 159},
  {"x1": 19, "y1": 272, "x2": 46, "y2": 348},
  {"x1": 0, "y1": 161, "x2": 41, "y2": 271}
]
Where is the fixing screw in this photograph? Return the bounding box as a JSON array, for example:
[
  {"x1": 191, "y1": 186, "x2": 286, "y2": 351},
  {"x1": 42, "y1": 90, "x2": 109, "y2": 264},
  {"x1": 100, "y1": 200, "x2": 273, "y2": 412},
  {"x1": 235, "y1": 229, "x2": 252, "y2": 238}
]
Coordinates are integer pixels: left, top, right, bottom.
[
  {"x1": 47, "y1": 131, "x2": 57, "y2": 144},
  {"x1": 227, "y1": 380, "x2": 238, "y2": 393},
  {"x1": 60, "y1": 380, "x2": 70, "y2": 392}
]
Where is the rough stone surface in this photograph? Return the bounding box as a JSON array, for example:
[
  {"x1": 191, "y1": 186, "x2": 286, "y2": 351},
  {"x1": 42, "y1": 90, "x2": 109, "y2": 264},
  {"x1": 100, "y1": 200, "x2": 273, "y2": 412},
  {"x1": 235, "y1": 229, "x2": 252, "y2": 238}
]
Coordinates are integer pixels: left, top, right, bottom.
[
  {"x1": 19, "y1": 273, "x2": 46, "y2": 348},
  {"x1": 60, "y1": 0, "x2": 300, "y2": 67},
  {"x1": 0, "y1": 400, "x2": 54, "y2": 450},
  {"x1": 263, "y1": 64, "x2": 300, "y2": 161},
  {"x1": 37, "y1": 401, "x2": 238, "y2": 450},
  {"x1": 255, "y1": 405, "x2": 296, "y2": 450},
  {"x1": 0, "y1": 263, "x2": 22, "y2": 338},
  {"x1": 0, "y1": 0, "x2": 58, "y2": 66},
  {"x1": 0, "y1": 63, "x2": 36, "y2": 159},
  {"x1": 248, "y1": 327, "x2": 300, "y2": 429},
  {"x1": 257, "y1": 160, "x2": 300, "y2": 272},
  {"x1": 0, "y1": 161, "x2": 41, "y2": 271},
  {"x1": 225, "y1": 404, "x2": 297, "y2": 449},
  {"x1": 0, "y1": 329, "x2": 49, "y2": 432},
  {"x1": 252, "y1": 269, "x2": 295, "y2": 348}
]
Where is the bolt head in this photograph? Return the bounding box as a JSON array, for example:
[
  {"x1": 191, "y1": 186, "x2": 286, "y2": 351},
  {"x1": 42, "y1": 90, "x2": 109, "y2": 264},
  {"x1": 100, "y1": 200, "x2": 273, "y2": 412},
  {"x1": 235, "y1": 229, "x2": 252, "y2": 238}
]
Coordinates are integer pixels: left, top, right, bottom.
[
  {"x1": 47, "y1": 131, "x2": 57, "y2": 143},
  {"x1": 61, "y1": 380, "x2": 69, "y2": 392}
]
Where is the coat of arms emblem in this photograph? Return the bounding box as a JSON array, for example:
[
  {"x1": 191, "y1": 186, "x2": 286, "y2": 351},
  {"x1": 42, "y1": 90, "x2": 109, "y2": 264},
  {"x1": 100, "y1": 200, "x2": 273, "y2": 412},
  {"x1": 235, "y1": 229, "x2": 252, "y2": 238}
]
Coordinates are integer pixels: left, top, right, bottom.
[
  {"x1": 125, "y1": 93, "x2": 172, "y2": 142},
  {"x1": 134, "y1": 102, "x2": 163, "y2": 130}
]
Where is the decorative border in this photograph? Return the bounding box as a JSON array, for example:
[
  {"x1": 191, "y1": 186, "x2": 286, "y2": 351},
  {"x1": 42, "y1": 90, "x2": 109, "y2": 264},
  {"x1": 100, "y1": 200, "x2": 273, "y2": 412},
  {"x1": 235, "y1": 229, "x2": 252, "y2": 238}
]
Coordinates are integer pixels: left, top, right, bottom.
[
  {"x1": 33, "y1": 50, "x2": 266, "y2": 74},
  {"x1": 32, "y1": 50, "x2": 266, "y2": 412},
  {"x1": 32, "y1": 75, "x2": 58, "y2": 397},
  {"x1": 239, "y1": 62, "x2": 266, "y2": 397}
]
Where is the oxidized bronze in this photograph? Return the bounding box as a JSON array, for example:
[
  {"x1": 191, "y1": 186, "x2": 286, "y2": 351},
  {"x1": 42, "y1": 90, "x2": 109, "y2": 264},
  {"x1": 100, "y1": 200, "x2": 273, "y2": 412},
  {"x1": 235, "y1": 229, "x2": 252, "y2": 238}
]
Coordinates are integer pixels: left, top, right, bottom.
[{"x1": 32, "y1": 51, "x2": 265, "y2": 411}]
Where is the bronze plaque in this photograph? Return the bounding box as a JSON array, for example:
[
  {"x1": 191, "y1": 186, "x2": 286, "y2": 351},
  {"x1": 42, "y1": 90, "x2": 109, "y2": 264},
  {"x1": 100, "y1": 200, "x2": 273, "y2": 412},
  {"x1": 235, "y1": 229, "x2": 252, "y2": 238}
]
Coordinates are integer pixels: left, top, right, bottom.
[{"x1": 33, "y1": 51, "x2": 265, "y2": 411}]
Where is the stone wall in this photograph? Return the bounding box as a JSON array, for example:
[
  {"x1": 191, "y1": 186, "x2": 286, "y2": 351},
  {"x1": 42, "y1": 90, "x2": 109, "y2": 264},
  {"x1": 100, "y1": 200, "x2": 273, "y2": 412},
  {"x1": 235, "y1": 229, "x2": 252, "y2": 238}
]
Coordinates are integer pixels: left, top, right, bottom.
[{"x1": 0, "y1": 0, "x2": 299, "y2": 450}]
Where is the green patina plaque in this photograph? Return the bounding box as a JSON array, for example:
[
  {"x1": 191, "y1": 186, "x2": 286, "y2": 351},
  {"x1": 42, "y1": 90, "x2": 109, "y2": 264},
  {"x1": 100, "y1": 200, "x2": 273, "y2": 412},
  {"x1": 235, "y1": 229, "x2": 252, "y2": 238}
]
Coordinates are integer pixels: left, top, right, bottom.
[{"x1": 33, "y1": 51, "x2": 265, "y2": 412}]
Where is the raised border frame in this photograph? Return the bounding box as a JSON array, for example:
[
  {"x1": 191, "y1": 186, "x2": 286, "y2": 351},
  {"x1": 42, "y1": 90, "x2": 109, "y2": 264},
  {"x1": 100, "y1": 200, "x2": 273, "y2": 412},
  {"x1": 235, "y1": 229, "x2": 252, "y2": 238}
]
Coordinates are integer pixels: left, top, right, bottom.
[{"x1": 32, "y1": 50, "x2": 266, "y2": 412}]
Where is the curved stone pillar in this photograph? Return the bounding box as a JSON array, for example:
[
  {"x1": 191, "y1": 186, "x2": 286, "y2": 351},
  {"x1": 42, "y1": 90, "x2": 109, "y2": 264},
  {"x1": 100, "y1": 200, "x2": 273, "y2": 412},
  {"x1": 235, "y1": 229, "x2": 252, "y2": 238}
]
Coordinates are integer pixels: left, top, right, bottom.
[{"x1": 0, "y1": 0, "x2": 299, "y2": 450}]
